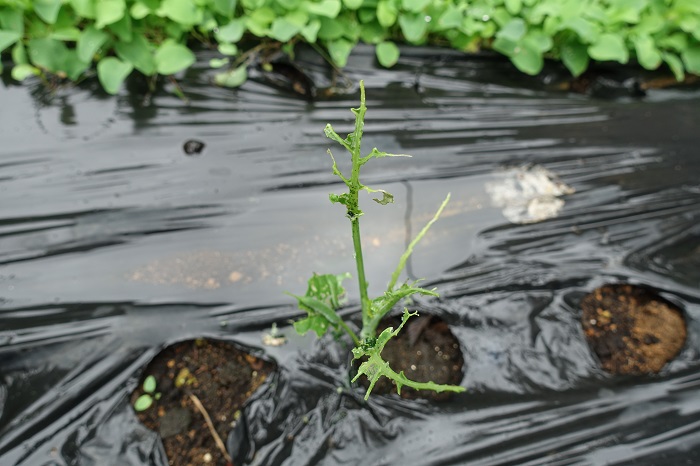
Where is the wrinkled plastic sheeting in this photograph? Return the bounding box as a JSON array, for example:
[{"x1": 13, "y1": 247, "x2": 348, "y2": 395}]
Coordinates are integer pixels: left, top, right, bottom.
[{"x1": 1, "y1": 46, "x2": 700, "y2": 465}]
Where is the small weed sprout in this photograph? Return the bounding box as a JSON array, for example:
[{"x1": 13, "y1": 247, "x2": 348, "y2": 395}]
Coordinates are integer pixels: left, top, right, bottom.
[
  {"x1": 289, "y1": 81, "x2": 465, "y2": 399},
  {"x1": 134, "y1": 375, "x2": 161, "y2": 412}
]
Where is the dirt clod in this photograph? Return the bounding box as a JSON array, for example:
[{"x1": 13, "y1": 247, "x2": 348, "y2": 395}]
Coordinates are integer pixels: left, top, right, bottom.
[{"x1": 581, "y1": 284, "x2": 686, "y2": 375}]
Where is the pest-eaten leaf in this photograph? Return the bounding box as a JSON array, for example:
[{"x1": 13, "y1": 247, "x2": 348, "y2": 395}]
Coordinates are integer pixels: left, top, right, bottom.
[
  {"x1": 290, "y1": 273, "x2": 350, "y2": 337},
  {"x1": 352, "y1": 309, "x2": 465, "y2": 399}
]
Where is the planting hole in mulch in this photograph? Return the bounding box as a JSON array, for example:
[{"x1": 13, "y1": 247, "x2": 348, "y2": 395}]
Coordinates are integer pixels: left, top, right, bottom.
[
  {"x1": 581, "y1": 284, "x2": 686, "y2": 375},
  {"x1": 131, "y1": 339, "x2": 275, "y2": 466},
  {"x1": 356, "y1": 314, "x2": 464, "y2": 401}
]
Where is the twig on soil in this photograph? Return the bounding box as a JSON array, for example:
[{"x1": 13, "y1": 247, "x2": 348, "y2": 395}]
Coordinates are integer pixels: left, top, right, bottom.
[{"x1": 188, "y1": 393, "x2": 233, "y2": 465}]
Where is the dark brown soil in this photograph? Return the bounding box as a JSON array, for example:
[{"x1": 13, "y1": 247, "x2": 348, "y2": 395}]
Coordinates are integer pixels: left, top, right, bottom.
[
  {"x1": 581, "y1": 284, "x2": 686, "y2": 375},
  {"x1": 356, "y1": 314, "x2": 464, "y2": 401},
  {"x1": 131, "y1": 339, "x2": 275, "y2": 466}
]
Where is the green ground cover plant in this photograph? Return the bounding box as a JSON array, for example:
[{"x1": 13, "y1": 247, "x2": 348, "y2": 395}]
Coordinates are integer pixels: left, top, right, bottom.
[
  {"x1": 288, "y1": 80, "x2": 465, "y2": 399},
  {"x1": 0, "y1": 0, "x2": 699, "y2": 94}
]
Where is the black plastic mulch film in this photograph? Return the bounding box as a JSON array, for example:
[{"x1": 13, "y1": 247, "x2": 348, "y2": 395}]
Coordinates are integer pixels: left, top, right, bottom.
[{"x1": 1, "y1": 46, "x2": 699, "y2": 465}]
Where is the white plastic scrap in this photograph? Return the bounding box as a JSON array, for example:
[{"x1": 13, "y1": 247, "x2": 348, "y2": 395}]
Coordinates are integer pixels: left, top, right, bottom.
[{"x1": 485, "y1": 165, "x2": 575, "y2": 224}]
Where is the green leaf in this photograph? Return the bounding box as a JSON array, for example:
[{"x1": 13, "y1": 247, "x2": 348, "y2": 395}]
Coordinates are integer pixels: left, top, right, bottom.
[
  {"x1": 492, "y1": 7, "x2": 512, "y2": 27},
  {"x1": 51, "y1": 28, "x2": 82, "y2": 41},
  {"x1": 214, "y1": 0, "x2": 237, "y2": 17},
  {"x1": 377, "y1": 0, "x2": 398, "y2": 27},
  {"x1": 561, "y1": 37, "x2": 589, "y2": 77},
  {"x1": 362, "y1": 147, "x2": 410, "y2": 163},
  {"x1": 27, "y1": 37, "x2": 67, "y2": 72},
  {"x1": 371, "y1": 189, "x2": 394, "y2": 205},
  {"x1": 154, "y1": 40, "x2": 195, "y2": 75},
  {"x1": 215, "y1": 19, "x2": 246, "y2": 43},
  {"x1": 62, "y1": 50, "x2": 90, "y2": 80},
  {"x1": 306, "y1": 273, "x2": 350, "y2": 310},
  {"x1": 293, "y1": 315, "x2": 329, "y2": 337},
  {"x1": 277, "y1": 0, "x2": 302, "y2": 8},
  {"x1": 130, "y1": 2, "x2": 151, "y2": 19},
  {"x1": 96, "y1": 0, "x2": 126, "y2": 29},
  {"x1": 633, "y1": 34, "x2": 661, "y2": 70},
  {"x1": 77, "y1": 26, "x2": 109, "y2": 62},
  {"x1": 662, "y1": 52, "x2": 685, "y2": 81},
  {"x1": 437, "y1": 5, "x2": 463, "y2": 29},
  {"x1": 681, "y1": 45, "x2": 700, "y2": 74},
  {"x1": 562, "y1": 17, "x2": 600, "y2": 43},
  {"x1": 70, "y1": 0, "x2": 96, "y2": 19},
  {"x1": 510, "y1": 38, "x2": 544, "y2": 75},
  {"x1": 217, "y1": 42, "x2": 238, "y2": 55},
  {"x1": 327, "y1": 38, "x2": 354, "y2": 67},
  {"x1": 343, "y1": 0, "x2": 362, "y2": 9},
  {"x1": 658, "y1": 33, "x2": 688, "y2": 53},
  {"x1": 401, "y1": 0, "x2": 430, "y2": 13},
  {"x1": 680, "y1": 17, "x2": 700, "y2": 39},
  {"x1": 301, "y1": 19, "x2": 321, "y2": 42},
  {"x1": 398, "y1": 12, "x2": 428, "y2": 43},
  {"x1": 11, "y1": 64, "x2": 41, "y2": 81},
  {"x1": 160, "y1": 0, "x2": 200, "y2": 25},
  {"x1": 114, "y1": 35, "x2": 156, "y2": 75},
  {"x1": 360, "y1": 21, "x2": 386, "y2": 44},
  {"x1": 0, "y1": 8, "x2": 24, "y2": 34},
  {"x1": 352, "y1": 309, "x2": 465, "y2": 399},
  {"x1": 246, "y1": 7, "x2": 275, "y2": 36},
  {"x1": 143, "y1": 375, "x2": 157, "y2": 393},
  {"x1": 209, "y1": 57, "x2": 229, "y2": 68},
  {"x1": 505, "y1": 0, "x2": 521, "y2": 15},
  {"x1": 496, "y1": 18, "x2": 527, "y2": 42},
  {"x1": 270, "y1": 18, "x2": 302, "y2": 42},
  {"x1": 290, "y1": 273, "x2": 350, "y2": 337},
  {"x1": 588, "y1": 33, "x2": 629, "y2": 63},
  {"x1": 376, "y1": 41, "x2": 399, "y2": 67},
  {"x1": 304, "y1": 0, "x2": 342, "y2": 18},
  {"x1": 318, "y1": 17, "x2": 345, "y2": 40},
  {"x1": 108, "y1": 14, "x2": 132, "y2": 41},
  {"x1": 12, "y1": 42, "x2": 28, "y2": 65},
  {"x1": 0, "y1": 30, "x2": 20, "y2": 53},
  {"x1": 214, "y1": 64, "x2": 248, "y2": 87},
  {"x1": 526, "y1": 30, "x2": 553, "y2": 53},
  {"x1": 34, "y1": 0, "x2": 62, "y2": 24},
  {"x1": 634, "y1": 12, "x2": 664, "y2": 35},
  {"x1": 97, "y1": 57, "x2": 133, "y2": 94},
  {"x1": 492, "y1": 36, "x2": 518, "y2": 55},
  {"x1": 134, "y1": 394, "x2": 154, "y2": 411}
]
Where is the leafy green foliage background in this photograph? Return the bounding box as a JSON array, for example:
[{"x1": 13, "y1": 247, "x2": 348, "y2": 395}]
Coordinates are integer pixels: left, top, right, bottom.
[{"x1": 1, "y1": 0, "x2": 699, "y2": 93}]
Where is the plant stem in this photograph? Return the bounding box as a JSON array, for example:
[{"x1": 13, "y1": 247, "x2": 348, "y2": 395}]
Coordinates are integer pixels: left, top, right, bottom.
[
  {"x1": 349, "y1": 82, "x2": 372, "y2": 336},
  {"x1": 386, "y1": 193, "x2": 451, "y2": 292},
  {"x1": 338, "y1": 318, "x2": 361, "y2": 347}
]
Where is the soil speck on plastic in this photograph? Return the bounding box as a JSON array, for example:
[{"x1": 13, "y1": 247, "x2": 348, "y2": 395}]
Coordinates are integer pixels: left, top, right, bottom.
[
  {"x1": 581, "y1": 284, "x2": 686, "y2": 375},
  {"x1": 183, "y1": 139, "x2": 206, "y2": 155},
  {"x1": 131, "y1": 339, "x2": 274, "y2": 466},
  {"x1": 357, "y1": 315, "x2": 464, "y2": 401}
]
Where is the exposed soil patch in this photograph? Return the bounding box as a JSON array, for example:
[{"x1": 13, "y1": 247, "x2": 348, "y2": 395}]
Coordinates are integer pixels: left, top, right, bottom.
[
  {"x1": 131, "y1": 339, "x2": 275, "y2": 466},
  {"x1": 356, "y1": 314, "x2": 464, "y2": 401},
  {"x1": 581, "y1": 284, "x2": 686, "y2": 375}
]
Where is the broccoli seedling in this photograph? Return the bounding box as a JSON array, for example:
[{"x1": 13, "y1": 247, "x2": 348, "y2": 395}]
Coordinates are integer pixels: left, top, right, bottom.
[{"x1": 289, "y1": 81, "x2": 465, "y2": 400}]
